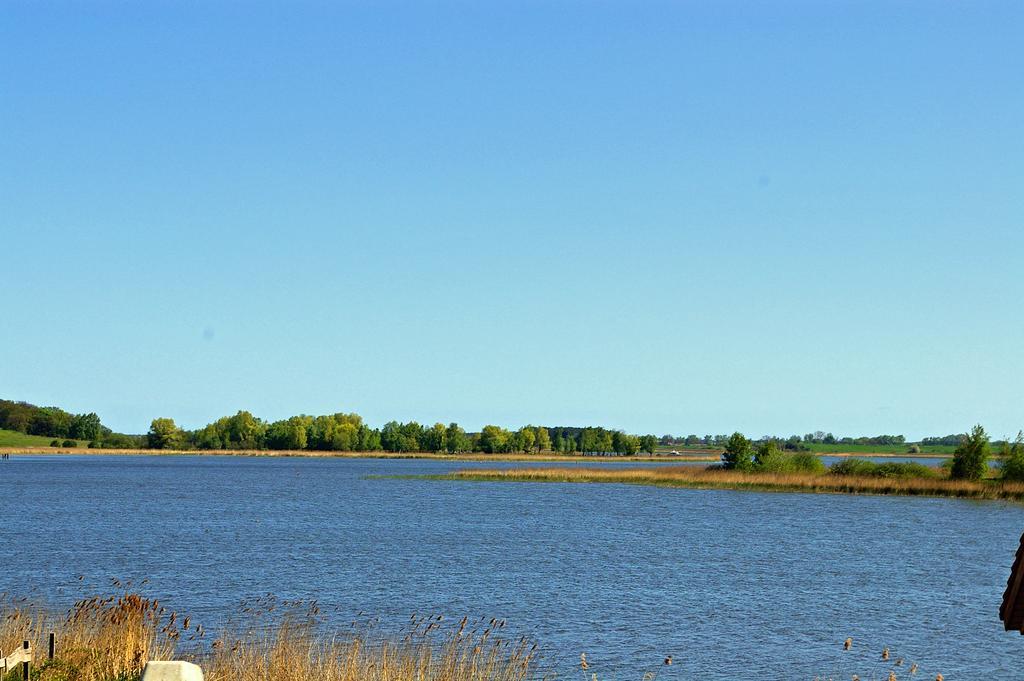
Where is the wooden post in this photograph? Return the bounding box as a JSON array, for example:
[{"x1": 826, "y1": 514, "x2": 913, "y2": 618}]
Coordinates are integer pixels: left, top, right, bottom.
[
  {"x1": 21, "y1": 640, "x2": 29, "y2": 681},
  {"x1": 48, "y1": 633, "x2": 54, "y2": 661}
]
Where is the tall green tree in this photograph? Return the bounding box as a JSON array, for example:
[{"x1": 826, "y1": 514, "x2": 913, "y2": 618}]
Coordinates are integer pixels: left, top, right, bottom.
[
  {"x1": 639, "y1": 434, "x2": 657, "y2": 455},
  {"x1": 148, "y1": 418, "x2": 183, "y2": 450},
  {"x1": 70, "y1": 412, "x2": 103, "y2": 440},
  {"x1": 551, "y1": 432, "x2": 564, "y2": 452},
  {"x1": 358, "y1": 425, "x2": 381, "y2": 451},
  {"x1": 423, "y1": 423, "x2": 448, "y2": 452},
  {"x1": 516, "y1": 427, "x2": 536, "y2": 453},
  {"x1": 1000, "y1": 431, "x2": 1024, "y2": 481},
  {"x1": 445, "y1": 423, "x2": 468, "y2": 453},
  {"x1": 534, "y1": 426, "x2": 551, "y2": 453},
  {"x1": 951, "y1": 424, "x2": 990, "y2": 481},
  {"x1": 266, "y1": 416, "x2": 310, "y2": 450},
  {"x1": 754, "y1": 439, "x2": 780, "y2": 466},
  {"x1": 380, "y1": 421, "x2": 422, "y2": 452},
  {"x1": 722, "y1": 432, "x2": 753, "y2": 470},
  {"x1": 479, "y1": 425, "x2": 510, "y2": 453}
]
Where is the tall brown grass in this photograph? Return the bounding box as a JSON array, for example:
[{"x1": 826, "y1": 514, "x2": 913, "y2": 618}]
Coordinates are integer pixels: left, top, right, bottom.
[
  {"x1": 442, "y1": 465, "x2": 1024, "y2": 501},
  {"x1": 0, "y1": 593, "x2": 174, "y2": 681},
  {"x1": 204, "y1": 614, "x2": 534, "y2": 681},
  {"x1": 0, "y1": 595, "x2": 535, "y2": 681}
]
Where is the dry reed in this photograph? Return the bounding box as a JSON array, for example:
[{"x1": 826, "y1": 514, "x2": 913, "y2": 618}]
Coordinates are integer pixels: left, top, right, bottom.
[
  {"x1": 0, "y1": 595, "x2": 535, "y2": 681},
  {"x1": 0, "y1": 593, "x2": 174, "y2": 681},
  {"x1": 440, "y1": 466, "x2": 1024, "y2": 501}
]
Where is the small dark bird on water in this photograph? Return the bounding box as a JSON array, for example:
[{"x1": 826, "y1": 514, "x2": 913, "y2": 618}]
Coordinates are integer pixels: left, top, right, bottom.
[{"x1": 664, "y1": 656, "x2": 672, "y2": 666}]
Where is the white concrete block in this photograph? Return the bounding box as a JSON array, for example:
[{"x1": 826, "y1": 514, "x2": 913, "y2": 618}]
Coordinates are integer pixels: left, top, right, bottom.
[{"x1": 140, "y1": 661, "x2": 204, "y2": 681}]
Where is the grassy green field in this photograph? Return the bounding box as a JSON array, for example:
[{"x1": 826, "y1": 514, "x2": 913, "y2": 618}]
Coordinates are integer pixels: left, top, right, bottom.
[{"x1": 0, "y1": 428, "x2": 87, "y2": 448}]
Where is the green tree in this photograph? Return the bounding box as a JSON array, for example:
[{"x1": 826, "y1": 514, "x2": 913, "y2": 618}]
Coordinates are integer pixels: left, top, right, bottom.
[
  {"x1": 479, "y1": 425, "x2": 510, "y2": 453},
  {"x1": 266, "y1": 417, "x2": 309, "y2": 450},
  {"x1": 70, "y1": 412, "x2": 103, "y2": 440},
  {"x1": 754, "y1": 439, "x2": 781, "y2": 468},
  {"x1": 147, "y1": 418, "x2": 183, "y2": 450},
  {"x1": 224, "y1": 411, "x2": 266, "y2": 449},
  {"x1": 358, "y1": 425, "x2": 381, "y2": 451},
  {"x1": 951, "y1": 424, "x2": 990, "y2": 481},
  {"x1": 330, "y1": 422, "x2": 358, "y2": 450},
  {"x1": 534, "y1": 426, "x2": 551, "y2": 453},
  {"x1": 722, "y1": 432, "x2": 753, "y2": 470},
  {"x1": 445, "y1": 423, "x2": 469, "y2": 453},
  {"x1": 1000, "y1": 432, "x2": 1024, "y2": 482},
  {"x1": 380, "y1": 421, "x2": 421, "y2": 452},
  {"x1": 639, "y1": 434, "x2": 657, "y2": 455},
  {"x1": 612, "y1": 430, "x2": 628, "y2": 454},
  {"x1": 423, "y1": 423, "x2": 448, "y2": 453},
  {"x1": 516, "y1": 427, "x2": 536, "y2": 453}
]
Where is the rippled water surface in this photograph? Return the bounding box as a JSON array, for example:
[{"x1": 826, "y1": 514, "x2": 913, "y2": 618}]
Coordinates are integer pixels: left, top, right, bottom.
[{"x1": 3, "y1": 455, "x2": 1023, "y2": 679}]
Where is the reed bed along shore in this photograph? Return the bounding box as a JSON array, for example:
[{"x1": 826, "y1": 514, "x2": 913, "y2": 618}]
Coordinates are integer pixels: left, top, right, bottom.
[
  {"x1": 433, "y1": 465, "x2": 1024, "y2": 502},
  {"x1": 0, "y1": 594, "x2": 535, "y2": 681}
]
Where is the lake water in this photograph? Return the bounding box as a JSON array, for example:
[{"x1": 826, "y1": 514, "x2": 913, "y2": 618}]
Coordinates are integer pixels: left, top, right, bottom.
[{"x1": 3, "y1": 454, "x2": 1023, "y2": 679}]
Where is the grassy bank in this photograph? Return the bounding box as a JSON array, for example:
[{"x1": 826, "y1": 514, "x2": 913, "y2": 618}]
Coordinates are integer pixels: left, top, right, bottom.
[
  {"x1": 0, "y1": 594, "x2": 534, "y2": 681},
  {"x1": 0, "y1": 428, "x2": 88, "y2": 448},
  {"x1": 428, "y1": 465, "x2": 1024, "y2": 502}
]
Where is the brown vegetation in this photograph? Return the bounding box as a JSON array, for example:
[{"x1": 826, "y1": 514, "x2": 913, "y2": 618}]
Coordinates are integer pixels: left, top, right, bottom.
[
  {"x1": 0, "y1": 594, "x2": 173, "y2": 681},
  {"x1": 0, "y1": 595, "x2": 534, "y2": 681},
  {"x1": 440, "y1": 465, "x2": 1024, "y2": 501}
]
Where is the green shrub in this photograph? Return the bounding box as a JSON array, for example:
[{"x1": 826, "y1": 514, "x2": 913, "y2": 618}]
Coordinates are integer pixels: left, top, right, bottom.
[
  {"x1": 721, "y1": 432, "x2": 753, "y2": 470},
  {"x1": 754, "y1": 450, "x2": 825, "y2": 474},
  {"x1": 951, "y1": 424, "x2": 989, "y2": 481},
  {"x1": 754, "y1": 447, "x2": 790, "y2": 473},
  {"x1": 872, "y1": 462, "x2": 936, "y2": 478},
  {"x1": 754, "y1": 439, "x2": 780, "y2": 467},
  {"x1": 830, "y1": 458, "x2": 937, "y2": 479},
  {"x1": 1000, "y1": 432, "x2": 1024, "y2": 482},
  {"x1": 788, "y1": 452, "x2": 826, "y2": 473},
  {"x1": 829, "y1": 458, "x2": 878, "y2": 476},
  {"x1": 62, "y1": 439, "x2": 77, "y2": 447},
  {"x1": 50, "y1": 439, "x2": 62, "y2": 447}
]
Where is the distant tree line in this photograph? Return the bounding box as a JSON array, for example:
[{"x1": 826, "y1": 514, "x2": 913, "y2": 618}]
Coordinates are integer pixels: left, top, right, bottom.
[
  {"x1": 658, "y1": 430, "x2": 968, "y2": 448},
  {"x1": 0, "y1": 399, "x2": 104, "y2": 441},
  {"x1": 3, "y1": 397, "x2": 1013, "y2": 460},
  {"x1": 140, "y1": 411, "x2": 659, "y2": 455},
  {"x1": 920, "y1": 434, "x2": 965, "y2": 446}
]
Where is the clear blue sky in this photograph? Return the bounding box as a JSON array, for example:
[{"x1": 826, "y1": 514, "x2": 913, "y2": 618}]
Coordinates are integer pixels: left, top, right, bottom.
[{"x1": 2, "y1": 1, "x2": 1022, "y2": 439}]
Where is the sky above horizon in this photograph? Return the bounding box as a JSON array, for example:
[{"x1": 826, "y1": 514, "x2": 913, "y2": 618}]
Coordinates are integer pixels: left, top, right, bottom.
[{"x1": 2, "y1": 1, "x2": 1022, "y2": 439}]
